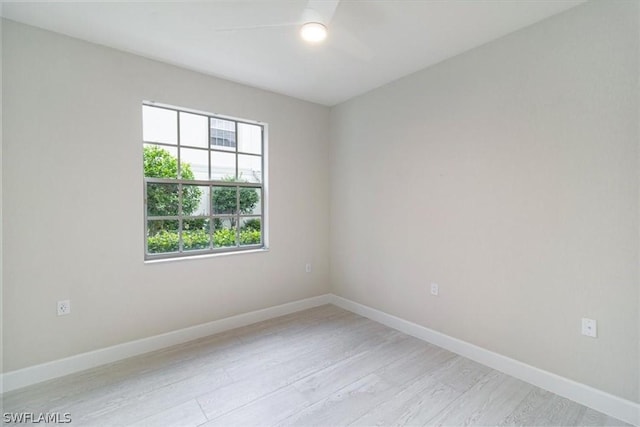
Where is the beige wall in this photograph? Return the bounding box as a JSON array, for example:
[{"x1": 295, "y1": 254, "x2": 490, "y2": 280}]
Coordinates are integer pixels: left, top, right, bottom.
[
  {"x1": 330, "y1": 0, "x2": 639, "y2": 402},
  {"x1": 3, "y1": 0, "x2": 639, "y2": 406},
  {"x1": 2, "y1": 20, "x2": 330, "y2": 371}
]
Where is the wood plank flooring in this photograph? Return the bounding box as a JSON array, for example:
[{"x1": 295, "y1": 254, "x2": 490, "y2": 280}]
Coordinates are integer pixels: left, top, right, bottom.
[{"x1": 1, "y1": 305, "x2": 630, "y2": 426}]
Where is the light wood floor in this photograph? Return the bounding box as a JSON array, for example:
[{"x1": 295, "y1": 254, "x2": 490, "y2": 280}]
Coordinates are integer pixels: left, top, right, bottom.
[{"x1": 1, "y1": 305, "x2": 630, "y2": 426}]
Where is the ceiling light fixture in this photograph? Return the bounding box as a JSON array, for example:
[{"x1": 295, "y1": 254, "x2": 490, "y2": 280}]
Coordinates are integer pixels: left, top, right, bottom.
[{"x1": 300, "y1": 22, "x2": 327, "y2": 43}]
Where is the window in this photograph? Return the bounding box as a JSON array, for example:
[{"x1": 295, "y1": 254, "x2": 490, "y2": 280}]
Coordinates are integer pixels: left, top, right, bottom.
[
  {"x1": 142, "y1": 102, "x2": 266, "y2": 260},
  {"x1": 210, "y1": 118, "x2": 236, "y2": 148}
]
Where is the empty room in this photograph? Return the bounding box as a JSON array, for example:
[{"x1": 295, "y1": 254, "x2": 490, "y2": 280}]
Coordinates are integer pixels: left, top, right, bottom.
[{"x1": 1, "y1": 0, "x2": 639, "y2": 426}]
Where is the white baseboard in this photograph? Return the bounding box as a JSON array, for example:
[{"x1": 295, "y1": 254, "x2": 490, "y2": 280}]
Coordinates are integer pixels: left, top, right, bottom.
[
  {"x1": 3, "y1": 293, "x2": 638, "y2": 426},
  {"x1": 329, "y1": 294, "x2": 640, "y2": 426},
  {"x1": 1, "y1": 294, "x2": 331, "y2": 394}
]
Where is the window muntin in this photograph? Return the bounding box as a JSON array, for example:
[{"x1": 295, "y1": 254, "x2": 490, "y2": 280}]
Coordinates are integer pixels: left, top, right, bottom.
[{"x1": 143, "y1": 103, "x2": 265, "y2": 259}]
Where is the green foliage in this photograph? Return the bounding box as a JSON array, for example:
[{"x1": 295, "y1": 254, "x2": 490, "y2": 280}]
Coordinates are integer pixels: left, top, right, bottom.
[
  {"x1": 212, "y1": 176, "x2": 259, "y2": 216},
  {"x1": 213, "y1": 228, "x2": 261, "y2": 247},
  {"x1": 147, "y1": 229, "x2": 179, "y2": 253},
  {"x1": 145, "y1": 146, "x2": 202, "y2": 234},
  {"x1": 147, "y1": 183, "x2": 179, "y2": 217},
  {"x1": 147, "y1": 228, "x2": 261, "y2": 253},
  {"x1": 144, "y1": 149, "x2": 262, "y2": 255},
  {"x1": 183, "y1": 229, "x2": 210, "y2": 251},
  {"x1": 144, "y1": 145, "x2": 202, "y2": 218},
  {"x1": 239, "y1": 229, "x2": 261, "y2": 245},
  {"x1": 144, "y1": 145, "x2": 180, "y2": 179},
  {"x1": 213, "y1": 228, "x2": 236, "y2": 247},
  {"x1": 242, "y1": 218, "x2": 261, "y2": 232}
]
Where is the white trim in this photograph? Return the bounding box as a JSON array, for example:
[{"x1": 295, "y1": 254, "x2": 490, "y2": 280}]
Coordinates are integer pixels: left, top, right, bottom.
[
  {"x1": 329, "y1": 294, "x2": 640, "y2": 426},
  {"x1": 1, "y1": 294, "x2": 331, "y2": 394},
  {"x1": 2, "y1": 293, "x2": 638, "y2": 426}
]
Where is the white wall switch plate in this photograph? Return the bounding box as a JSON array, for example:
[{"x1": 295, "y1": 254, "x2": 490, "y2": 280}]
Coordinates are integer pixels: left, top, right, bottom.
[
  {"x1": 305, "y1": 263, "x2": 312, "y2": 273},
  {"x1": 581, "y1": 318, "x2": 597, "y2": 338}
]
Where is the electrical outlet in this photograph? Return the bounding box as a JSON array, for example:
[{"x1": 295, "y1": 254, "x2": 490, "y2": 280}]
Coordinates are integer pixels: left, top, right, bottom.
[
  {"x1": 581, "y1": 318, "x2": 597, "y2": 338},
  {"x1": 57, "y1": 300, "x2": 71, "y2": 316},
  {"x1": 430, "y1": 283, "x2": 439, "y2": 296},
  {"x1": 305, "y1": 263, "x2": 312, "y2": 273}
]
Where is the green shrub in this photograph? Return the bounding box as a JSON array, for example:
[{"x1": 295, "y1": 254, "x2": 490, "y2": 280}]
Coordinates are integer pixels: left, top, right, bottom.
[
  {"x1": 213, "y1": 228, "x2": 261, "y2": 247},
  {"x1": 147, "y1": 228, "x2": 261, "y2": 253},
  {"x1": 240, "y1": 229, "x2": 261, "y2": 245},
  {"x1": 242, "y1": 218, "x2": 261, "y2": 232},
  {"x1": 147, "y1": 230, "x2": 179, "y2": 253},
  {"x1": 183, "y1": 229, "x2": 210, "y2": 251},
  {"x1": 214, "y1": 228, "x2": 236, "y2": 247}
]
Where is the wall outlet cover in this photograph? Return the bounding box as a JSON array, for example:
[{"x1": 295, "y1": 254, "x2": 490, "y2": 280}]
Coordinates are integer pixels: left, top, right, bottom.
[
  {"x1": 430, "y1": 283, "x2": 439, "y2": 296},
  {"x1": 581, "y1": 318, "x2": 597, "y2": 338},
  {"x1": 57, "y1": 300, "x2": 71, "y2": 316}
]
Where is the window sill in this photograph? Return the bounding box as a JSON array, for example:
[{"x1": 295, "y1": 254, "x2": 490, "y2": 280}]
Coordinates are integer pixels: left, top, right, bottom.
[{"x1": 144, "y1": 247, "x2": 269, "y2": 264}]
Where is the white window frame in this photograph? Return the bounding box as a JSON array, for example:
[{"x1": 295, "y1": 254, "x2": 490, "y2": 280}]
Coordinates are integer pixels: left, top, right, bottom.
[{"x1": 142, "y1": 101, "x2": 268, "y2": 260}]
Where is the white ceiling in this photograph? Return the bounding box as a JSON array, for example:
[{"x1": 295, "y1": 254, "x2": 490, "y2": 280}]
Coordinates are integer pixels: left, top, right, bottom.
[{"x1": 2, "y1": 0, "x2": 585, "y2": 106}]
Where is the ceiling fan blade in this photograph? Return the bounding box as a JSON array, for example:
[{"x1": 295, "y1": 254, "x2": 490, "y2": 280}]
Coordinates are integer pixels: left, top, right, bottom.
[
  {"x1": 305, "y1": 0, "x2": 340, "y2": 24},
  {"x1": 214, "y1": 22, "x2": 298, "y2": 32},
  {"x1": 330, "y1": 26, "x2": 374, "y2": 61},
  {"x1": 213, "y1": 0, "x2": 341, "y2": 35}
]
